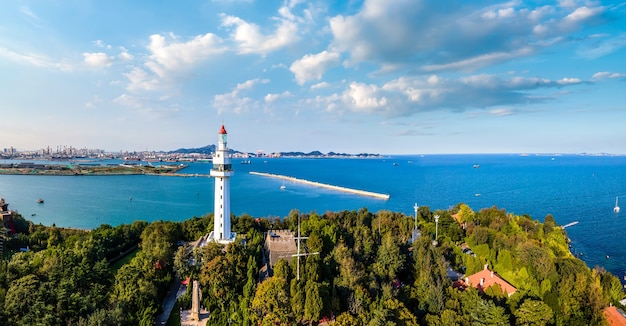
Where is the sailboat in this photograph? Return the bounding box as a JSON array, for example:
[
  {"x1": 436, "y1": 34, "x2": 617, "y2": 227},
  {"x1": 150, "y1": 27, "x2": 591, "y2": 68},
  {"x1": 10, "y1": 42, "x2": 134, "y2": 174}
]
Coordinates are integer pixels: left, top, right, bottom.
[
  {"x1": 280, "y1": 181, "x2": 286, "y2": 190},
  {"x1": 614, "y1": 196, "x2": 620, "y2": 213}
]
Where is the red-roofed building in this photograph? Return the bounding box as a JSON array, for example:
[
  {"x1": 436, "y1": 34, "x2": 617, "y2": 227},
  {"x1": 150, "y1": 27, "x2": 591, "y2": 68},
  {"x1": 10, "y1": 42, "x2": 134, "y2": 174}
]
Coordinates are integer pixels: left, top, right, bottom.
[
  {"x1": 456, "y1": 265, "x2": 517, "y2": 297},
  {"x1": 604, "y1": 306, "x2": 626, "y2": 326}
]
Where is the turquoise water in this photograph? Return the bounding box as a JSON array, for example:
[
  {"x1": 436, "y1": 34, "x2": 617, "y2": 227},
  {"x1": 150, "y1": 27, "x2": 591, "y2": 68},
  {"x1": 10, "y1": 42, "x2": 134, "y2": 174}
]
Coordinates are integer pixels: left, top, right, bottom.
[{"x1": 1, "y1": 154, "x2": 625, "y2": 279}]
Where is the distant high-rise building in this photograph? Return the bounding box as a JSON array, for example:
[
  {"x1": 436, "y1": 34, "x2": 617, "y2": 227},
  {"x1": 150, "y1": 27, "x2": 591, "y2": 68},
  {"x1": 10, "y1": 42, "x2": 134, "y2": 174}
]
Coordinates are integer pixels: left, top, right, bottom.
[{"x1": 208, "y1": 124, "x2": 236, "y2": 243}]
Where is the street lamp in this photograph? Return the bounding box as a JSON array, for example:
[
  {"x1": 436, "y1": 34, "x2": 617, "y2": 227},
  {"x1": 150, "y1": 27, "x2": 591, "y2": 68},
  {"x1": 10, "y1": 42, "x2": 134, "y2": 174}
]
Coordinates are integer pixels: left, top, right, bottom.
[
  {"x1": 433, "y1": 214, "x2": 440, "y2": 246},
  {"x1": 413, "y1": 203, "x2": 419, "y2": 229}
]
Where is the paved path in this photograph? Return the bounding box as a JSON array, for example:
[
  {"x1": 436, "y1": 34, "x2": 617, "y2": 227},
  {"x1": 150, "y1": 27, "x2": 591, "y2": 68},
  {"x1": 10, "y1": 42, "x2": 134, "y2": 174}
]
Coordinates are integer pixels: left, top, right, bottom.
[{"x1": 155, "y1": 277, "x2": 185, "y2": 325}]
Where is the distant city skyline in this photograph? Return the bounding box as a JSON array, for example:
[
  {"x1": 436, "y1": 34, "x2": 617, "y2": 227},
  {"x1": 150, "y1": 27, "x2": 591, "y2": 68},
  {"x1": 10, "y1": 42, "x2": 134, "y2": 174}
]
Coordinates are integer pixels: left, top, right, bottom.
[{"x1": 1, "y1": 1, "x2": 625, "y2": 154}]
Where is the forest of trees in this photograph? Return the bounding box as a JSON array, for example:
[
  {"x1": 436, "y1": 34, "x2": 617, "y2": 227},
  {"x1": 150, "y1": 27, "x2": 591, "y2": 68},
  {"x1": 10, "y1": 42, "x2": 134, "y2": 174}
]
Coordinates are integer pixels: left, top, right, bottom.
[{"x1": 0, "y1": 203, "x2": 624, "y2": 325}]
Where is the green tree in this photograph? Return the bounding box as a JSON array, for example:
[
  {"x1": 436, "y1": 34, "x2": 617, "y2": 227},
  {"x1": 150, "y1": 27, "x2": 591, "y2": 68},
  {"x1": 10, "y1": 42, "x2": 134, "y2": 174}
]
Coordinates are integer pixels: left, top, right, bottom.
[
  {"x1": 514, "y1": 299, "x2": 554, "y2": 326},
  {"x1": 110, "y1": 261, "x2": 158, "y2": 324},
  {"x1": 241, "y1": 256, "x2": 257, "y2": 326},
  {"x1": 173, "y1": 245, "x2": 192, "y2": 279},
  {"x1": 4, "y1": 274, "x2": 42, "y2": 324},
  {"x1": 290, "y1": 278, "x2": 305, "y2": 321},
  {"x1": 412, "y1": 237, "x2": 448, "y2": 315},
  {"x1": 470, "y1": 299, "x2": 509, "y2": 326},
  {"x1": 273, "y1": 258, "x2": 292, "y2": 281},
  {"x1": 250, "y1": 276, "x2": 291, "y2": 324},
  {"x1": 333, "y1": 312, "x2": 360, "y2": 326},
  {"x1": 304, "y1": 280, "x2": 324, "y2": 324},
  {"x1": 200, "y1": 255, "x2": 236, "y2": 310},
  {"x1": 373, "y1": 232, "x2": 404, "y2": 281},
  {"x1": 457, "y1": 203, "x2": 475, "y2": 223}
]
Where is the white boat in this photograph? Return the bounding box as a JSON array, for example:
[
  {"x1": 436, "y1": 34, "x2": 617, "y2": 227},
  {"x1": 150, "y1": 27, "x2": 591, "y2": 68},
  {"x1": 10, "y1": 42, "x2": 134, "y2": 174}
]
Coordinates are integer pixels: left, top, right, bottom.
[
  {"x1": 280, "y1": 181, "x2": 286, "y2": 190},
  {"x1": 615, "y1": 196, "x2": 620, "y2": 213}
]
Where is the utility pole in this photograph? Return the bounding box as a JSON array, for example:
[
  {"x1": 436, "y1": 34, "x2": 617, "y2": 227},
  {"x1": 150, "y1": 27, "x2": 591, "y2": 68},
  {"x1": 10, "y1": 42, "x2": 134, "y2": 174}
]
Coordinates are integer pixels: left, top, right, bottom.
[
  {"x1": 292, "y1": 214, "x2": 319, "y2": 280},
  {"x1": 412, "y1": 203, "x2": 419, "y2": 243},
  {"x1": 433, "y1": 214, "x2": 440, "y2": 246},
  {"x1": 413, "y1": 203, "x2": 419, "y2": 229}
]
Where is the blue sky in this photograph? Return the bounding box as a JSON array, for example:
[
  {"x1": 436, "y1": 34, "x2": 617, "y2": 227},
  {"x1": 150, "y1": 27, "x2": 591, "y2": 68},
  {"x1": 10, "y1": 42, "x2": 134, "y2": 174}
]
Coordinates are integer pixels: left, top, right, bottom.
[{"x1": 1, "y1": 0, "x2": 625, "y2": 154}]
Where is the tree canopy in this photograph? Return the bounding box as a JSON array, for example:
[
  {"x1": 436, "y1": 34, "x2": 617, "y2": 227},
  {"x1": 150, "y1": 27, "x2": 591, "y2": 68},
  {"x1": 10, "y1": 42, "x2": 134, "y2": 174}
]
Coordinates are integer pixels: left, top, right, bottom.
[{"x1": 0, "y1": 204, "x2": 623, "y2": 325}]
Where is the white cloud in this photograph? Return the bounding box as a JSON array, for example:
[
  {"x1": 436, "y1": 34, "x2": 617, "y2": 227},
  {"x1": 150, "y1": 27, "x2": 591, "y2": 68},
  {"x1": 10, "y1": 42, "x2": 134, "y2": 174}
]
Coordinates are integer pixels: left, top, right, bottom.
[
  {"x1": 562, "y1": 6, "x2": 604, "y2": 25},
  {"x1": 422, "y1": 47, "x2": 535, "y2": 73},
  {"x1": 593, "y1": 71, "x2": 626, "y2": 80},
  {"x1": 84, "y1": 95, "x2": 102, "y2": 110},
  {"x1": 577, "y1": 34, "x2": 626, "y2": 59},
  {"x1": 311, "y1": 82, "x2": 331, "y2": 90},
  {"x1": 489, "y1": 108, "x2": 514, "y2": 116},
  {"x1": 118, "y1": 47, "x2": 134, "y2": 61},
  {"x1": 557, "y1": 77, "x2": 582, "y2": 85},
  {"x1": 83, "y1": 52, "x2": 113, "y2": 68},
  {"x1": 145, "y1": 32, "x2": 226, "y2": 78},
  {"x1": 345, "y1": 82, "x2": 388, "y2": 112},
  {"x1": 212, "y1": 79, "x2": 268, "y2": 114},
  {"x1": 290, "y1": 51, "x2": 340, "y2": 85},
  {"x1": 327, "y1": 1, "x2": 608, "y2": 74},
  {"x1": 93, "y1": 40, "x2": 112, "y2": 49},
  {"x1": 0, "y1": 46, "x2": 71, "y2": 70},
  {"x1": 310, "y1": 74, "x2": 588, "y2": 117},
  {"x1": 124, "y1": 67, "x2": 161, "y2": 92},
  {"x1": 121, "y1": 32, "x2": 227, "y2": 94},
  {"x1": 113, "y1": 94, "x2": 143, "y2": 108},
  {"x1": 220, "y1": 13, "x2": 300, "y2": 55},
  {"x1": 264, "y1": 91, "x2": 291, "y2": 103}
]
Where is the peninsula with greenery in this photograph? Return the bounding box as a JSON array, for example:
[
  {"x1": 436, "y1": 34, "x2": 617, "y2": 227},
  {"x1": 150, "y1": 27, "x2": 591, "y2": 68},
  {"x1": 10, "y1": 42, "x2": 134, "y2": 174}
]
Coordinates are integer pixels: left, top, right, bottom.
[
  {"x1": 0, "y1": 162, "x2": 187, "y2": 176},
  {"x1": 0, "y1": 204, "x2": 624, "y2": 325}
]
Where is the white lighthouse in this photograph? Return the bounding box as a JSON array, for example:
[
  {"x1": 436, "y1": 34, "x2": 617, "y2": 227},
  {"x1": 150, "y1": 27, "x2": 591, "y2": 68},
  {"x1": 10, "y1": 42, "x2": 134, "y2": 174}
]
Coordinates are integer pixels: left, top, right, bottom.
[{"x1": 208, "y1": 124, "x2": 236, "y2": 244}]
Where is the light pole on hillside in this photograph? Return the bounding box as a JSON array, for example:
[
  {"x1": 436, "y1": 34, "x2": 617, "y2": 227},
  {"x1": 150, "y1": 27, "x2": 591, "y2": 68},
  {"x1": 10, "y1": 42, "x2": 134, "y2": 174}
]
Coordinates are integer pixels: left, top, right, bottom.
[{"x1": 433, "y1": 214, "x2": 440, "y2": 246}]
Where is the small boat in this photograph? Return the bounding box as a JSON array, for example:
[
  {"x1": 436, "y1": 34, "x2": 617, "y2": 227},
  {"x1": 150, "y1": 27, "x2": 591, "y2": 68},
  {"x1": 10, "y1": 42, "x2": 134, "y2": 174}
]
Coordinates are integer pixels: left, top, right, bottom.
[
  {"x1": 473, "y1": 164, "x2": 480, "y2": 168},
  {"x1": 280, "y1": 182, "x2": 286, "y2": 190},
  {"x1": 392, "y1": 163, "x2": 399, "y2": 166},
  {"x1": 615, "y1": 196, "x2": 620, "y2": 213},
  {"x1": 37, "y1": 198, "x2": 44, "y2": 204},
  {"x1": 31, "y1": 213, "x2": 36, "y2": 216}
]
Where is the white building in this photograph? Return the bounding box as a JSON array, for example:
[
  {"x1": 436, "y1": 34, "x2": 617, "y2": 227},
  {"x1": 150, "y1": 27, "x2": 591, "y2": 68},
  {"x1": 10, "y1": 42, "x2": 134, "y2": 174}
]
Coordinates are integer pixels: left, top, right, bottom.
[{"x1": 208, "y1": 124, "x2": 236, "y2": 244}]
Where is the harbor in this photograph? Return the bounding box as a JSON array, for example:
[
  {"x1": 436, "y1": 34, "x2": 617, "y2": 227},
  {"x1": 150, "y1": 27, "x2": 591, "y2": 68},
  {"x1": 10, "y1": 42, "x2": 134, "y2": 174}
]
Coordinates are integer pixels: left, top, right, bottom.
[{"x1": 249, "y1": 171, "x2": 390, "y2": 200}]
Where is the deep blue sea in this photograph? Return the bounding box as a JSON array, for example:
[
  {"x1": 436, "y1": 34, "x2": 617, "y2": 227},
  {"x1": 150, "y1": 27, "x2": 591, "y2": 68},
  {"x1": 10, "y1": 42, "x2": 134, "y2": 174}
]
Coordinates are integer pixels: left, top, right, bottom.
[{"x1": 1, "y1": 154, "x2": 625, "y2": 280}]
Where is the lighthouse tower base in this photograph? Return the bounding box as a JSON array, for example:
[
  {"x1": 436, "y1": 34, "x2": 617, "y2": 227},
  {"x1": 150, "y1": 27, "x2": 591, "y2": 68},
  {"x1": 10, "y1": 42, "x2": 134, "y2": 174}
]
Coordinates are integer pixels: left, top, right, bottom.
[{"x1": 206, "y1": 231, "x2": 237, "y2": 245}]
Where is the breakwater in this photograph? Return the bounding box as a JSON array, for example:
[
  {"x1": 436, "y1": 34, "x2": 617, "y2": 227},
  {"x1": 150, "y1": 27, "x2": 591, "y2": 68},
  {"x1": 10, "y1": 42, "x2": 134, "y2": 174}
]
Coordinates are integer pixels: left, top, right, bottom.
[{"x1": 250, "y1": 171, "x2": 390, "y2": 200}]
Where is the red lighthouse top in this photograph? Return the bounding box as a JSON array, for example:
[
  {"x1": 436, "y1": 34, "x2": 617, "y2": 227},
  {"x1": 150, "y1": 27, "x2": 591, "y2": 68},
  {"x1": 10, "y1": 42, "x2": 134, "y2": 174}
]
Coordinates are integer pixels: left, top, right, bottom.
[{"x1": 219, "y1": 124, "x2": 227, "y2": 134}]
